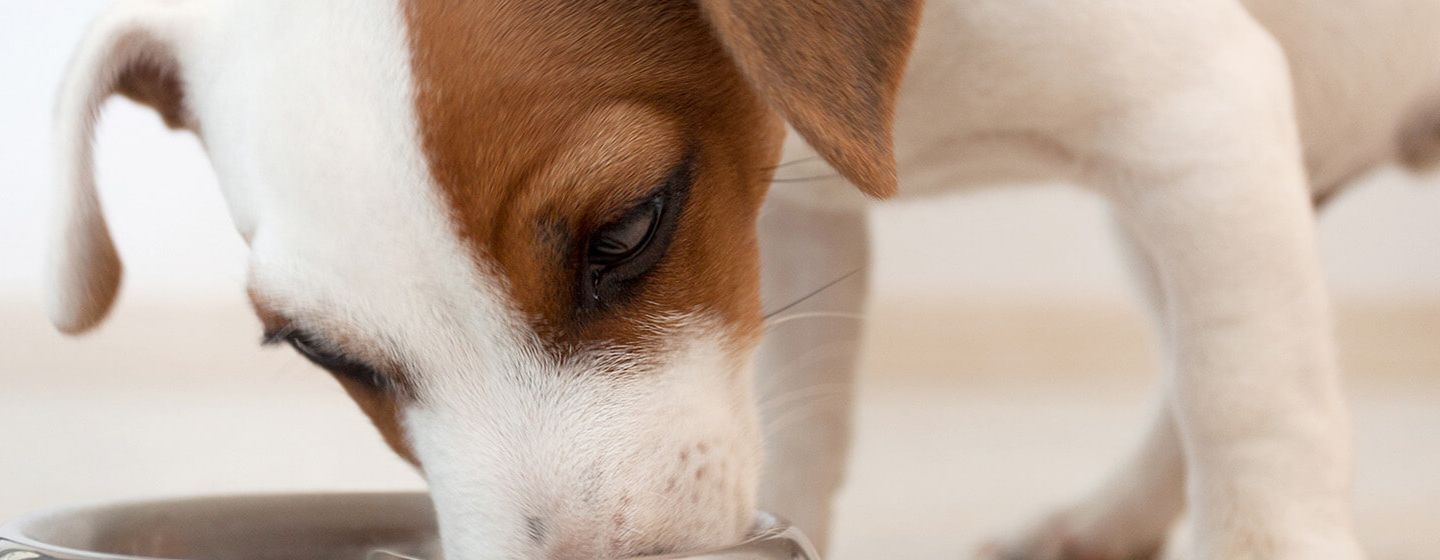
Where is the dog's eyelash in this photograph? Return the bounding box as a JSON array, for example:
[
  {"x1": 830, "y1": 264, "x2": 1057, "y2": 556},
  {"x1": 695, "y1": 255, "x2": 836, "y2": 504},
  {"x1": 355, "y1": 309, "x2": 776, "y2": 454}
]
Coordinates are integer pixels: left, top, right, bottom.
[
  {"x1": 264, "y1": 328, "x2": 393, "y2": 391},
  {"x1": 761, "y1": 266, "x2": 866, "y2": 320}
]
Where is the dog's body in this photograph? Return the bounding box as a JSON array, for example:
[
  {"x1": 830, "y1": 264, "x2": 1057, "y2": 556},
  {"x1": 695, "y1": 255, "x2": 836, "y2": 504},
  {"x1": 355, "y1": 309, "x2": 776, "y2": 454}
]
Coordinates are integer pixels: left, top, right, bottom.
[
  {"x1": 765, "y1": 2, "x2": 1440, "y2": 558},
  {"x1": 787, "y1": 0, "x2": 1440, "y2": 206},
  {"x1": 48, "y1": 1, "x2": 1439, "y2": 559}
]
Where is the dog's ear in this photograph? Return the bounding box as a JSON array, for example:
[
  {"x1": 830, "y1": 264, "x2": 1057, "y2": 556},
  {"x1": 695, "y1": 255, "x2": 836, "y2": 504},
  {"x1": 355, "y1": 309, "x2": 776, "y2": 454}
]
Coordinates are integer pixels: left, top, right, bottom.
[
  {"x1": 48, "y1": 3, "x2": 198, "y2": 334},
  {"x1": 697, "y1": 0, "x2": 922, "y2": 198}
]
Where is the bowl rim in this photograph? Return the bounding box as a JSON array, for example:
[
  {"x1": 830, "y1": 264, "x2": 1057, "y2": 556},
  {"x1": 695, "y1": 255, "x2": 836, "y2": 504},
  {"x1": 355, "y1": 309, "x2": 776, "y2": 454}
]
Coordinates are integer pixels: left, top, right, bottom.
[
  {"x1": 0, "y1": 491, "x2": 432, "y2": 560},
  {"x1": 0, "y1": 492, "x2": 817, "y2": 560}
]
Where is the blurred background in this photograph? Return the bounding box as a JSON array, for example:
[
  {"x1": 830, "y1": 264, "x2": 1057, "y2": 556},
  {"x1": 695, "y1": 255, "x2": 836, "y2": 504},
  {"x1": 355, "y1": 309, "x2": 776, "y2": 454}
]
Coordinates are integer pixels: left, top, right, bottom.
[{"x1": 2, "y1": 2, "x2": 1437, "y2": 558}]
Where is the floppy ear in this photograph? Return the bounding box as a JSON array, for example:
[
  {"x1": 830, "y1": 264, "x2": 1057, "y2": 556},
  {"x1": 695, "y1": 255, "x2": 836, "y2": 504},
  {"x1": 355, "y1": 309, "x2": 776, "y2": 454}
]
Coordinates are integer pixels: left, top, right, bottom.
[
  {"x1": 48, "y1": 3, "x2": 197, "y2": 334},
  {"x1": 697, "y1": 0, "x2": 922, "y2": 198}
]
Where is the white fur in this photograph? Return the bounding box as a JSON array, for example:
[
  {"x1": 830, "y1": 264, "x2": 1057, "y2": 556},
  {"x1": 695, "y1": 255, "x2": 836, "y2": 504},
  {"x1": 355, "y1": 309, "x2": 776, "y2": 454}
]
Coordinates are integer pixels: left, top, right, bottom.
[
  {"x1": 51, "y1": 0, "x2": 760, "y2": 558},
  {"x1": 410, "y1": 324, "x2": 758, "y2": 558}
]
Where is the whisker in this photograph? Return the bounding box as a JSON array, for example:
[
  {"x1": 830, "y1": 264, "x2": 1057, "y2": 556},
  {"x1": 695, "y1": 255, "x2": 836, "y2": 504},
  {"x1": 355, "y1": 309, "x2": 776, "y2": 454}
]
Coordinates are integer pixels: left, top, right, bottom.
[
  {"x1": 761, "y1": 267, "x2": 865, "y2": 320},
  {"x1": 368, "y1": 550, "x2": 424, "y2": 560},
  {"x1": 754, "y1": 329, "x2": 863, "y2": 417},
  {"x1": 770, "y1": 174, "x2": 840, "y2": 183},
  {"x1": 761, "y1": 395, "x2": 852, "y2": 441},
  {"x1": 758, "y1": 382, "x2": 854, "y2": 415},
  {"x1": 754, "y1": 337, "x2": 863, "y2": 404},
  {"x1": 760, "y1": 156, "x2": 820, "y2": 172},
  {"x1": 763, "y1": 311, "x2": 867, "y2": 330}
]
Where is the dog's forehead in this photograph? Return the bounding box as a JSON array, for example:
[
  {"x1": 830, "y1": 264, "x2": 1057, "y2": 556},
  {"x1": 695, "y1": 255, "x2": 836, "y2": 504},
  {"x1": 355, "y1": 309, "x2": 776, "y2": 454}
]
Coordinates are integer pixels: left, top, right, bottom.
[
  {"x1": 196, "y1": 0, "x2": 769, "y2": 359},
  {"x1": 187, "y1": 0, "x2": 517, "y2": 343}
]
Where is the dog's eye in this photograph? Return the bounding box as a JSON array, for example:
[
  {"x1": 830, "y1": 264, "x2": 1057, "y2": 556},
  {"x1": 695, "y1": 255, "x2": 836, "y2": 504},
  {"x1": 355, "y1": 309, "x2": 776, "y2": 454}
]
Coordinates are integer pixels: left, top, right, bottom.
[
  {"x1": 280, "y1": 331, "x2": 390, "y2": 391},
  {"x1": 579, "y1": 156, "x2": 692, "y2": 310},
  {"x1": 588, "y1": 197, "x2": 662, "y2": 266}
]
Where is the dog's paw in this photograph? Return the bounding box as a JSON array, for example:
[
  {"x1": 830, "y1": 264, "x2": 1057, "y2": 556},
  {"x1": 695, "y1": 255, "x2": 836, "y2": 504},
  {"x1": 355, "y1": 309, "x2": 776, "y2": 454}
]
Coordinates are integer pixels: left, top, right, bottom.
[{"x1": 972, "y1": 511, "x2": 1163, "y2": 560}]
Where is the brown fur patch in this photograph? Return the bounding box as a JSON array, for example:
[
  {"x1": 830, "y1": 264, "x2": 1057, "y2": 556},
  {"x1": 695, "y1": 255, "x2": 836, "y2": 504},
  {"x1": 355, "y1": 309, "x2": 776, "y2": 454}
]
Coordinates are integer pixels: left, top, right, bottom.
[
  {"x1": 334, "y1": 376, "x2": 419, "y2": 465},
  {"x1": 403, "y1": 0, "x2": 783, "y2": 357},
  {"x1": 696, "y1": 0, "x2": 922, "y2": 197},
  {"x1": 114, "y1": 56, "x2": 188, "y2": 129}
]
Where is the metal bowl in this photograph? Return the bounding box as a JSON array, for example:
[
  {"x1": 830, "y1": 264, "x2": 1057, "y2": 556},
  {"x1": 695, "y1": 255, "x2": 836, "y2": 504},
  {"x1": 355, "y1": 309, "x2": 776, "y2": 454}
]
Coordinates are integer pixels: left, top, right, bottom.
[{"x1": 0, "y1": 493, "x2": 816, "y2": 560}]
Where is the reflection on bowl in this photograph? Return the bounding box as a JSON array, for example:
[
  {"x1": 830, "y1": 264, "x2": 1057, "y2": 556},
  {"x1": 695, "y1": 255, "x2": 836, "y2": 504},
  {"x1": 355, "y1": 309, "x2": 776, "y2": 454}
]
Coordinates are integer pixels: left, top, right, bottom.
[{"x1": 0, "y1": 493, "x2": 816, "y2": 560}]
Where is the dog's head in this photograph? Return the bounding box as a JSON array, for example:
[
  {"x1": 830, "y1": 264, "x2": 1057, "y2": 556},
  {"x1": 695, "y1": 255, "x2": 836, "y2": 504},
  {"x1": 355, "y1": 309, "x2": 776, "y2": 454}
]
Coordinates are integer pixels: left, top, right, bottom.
[{"x1": 48, "y1": 0, "x2": 917, "y2": 557}]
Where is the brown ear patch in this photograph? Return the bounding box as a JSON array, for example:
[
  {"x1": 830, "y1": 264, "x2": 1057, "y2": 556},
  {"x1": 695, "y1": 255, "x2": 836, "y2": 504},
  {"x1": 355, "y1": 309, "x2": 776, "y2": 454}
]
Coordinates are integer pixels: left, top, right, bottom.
[
  {"x1": 697, "y1": 0, "x2": 922, "y2": 198},
  {"x1": 114, "y1": 55, "x2": 189, "y2": 129}
]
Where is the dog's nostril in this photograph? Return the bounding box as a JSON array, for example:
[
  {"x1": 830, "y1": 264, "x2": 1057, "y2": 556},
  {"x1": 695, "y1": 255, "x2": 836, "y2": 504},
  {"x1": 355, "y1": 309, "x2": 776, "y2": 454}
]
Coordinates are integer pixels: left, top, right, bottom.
[{"x1": 525, "y1": 515, "x2": 548, "y2": 544}]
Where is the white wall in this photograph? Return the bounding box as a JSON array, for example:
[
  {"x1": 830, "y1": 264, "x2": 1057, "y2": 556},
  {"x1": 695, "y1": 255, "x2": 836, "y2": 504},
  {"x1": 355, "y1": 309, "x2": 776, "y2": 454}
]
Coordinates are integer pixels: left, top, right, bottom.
[{"x1": 3, "y1": 2, "x2": 1438, "y2": 309}]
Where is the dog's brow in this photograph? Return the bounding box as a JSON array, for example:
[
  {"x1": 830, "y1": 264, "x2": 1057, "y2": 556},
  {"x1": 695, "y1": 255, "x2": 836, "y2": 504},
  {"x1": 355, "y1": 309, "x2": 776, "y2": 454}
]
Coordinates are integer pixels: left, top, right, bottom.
[{"x1": 583, "y1": 143, "x2": 695, "y2": 226}]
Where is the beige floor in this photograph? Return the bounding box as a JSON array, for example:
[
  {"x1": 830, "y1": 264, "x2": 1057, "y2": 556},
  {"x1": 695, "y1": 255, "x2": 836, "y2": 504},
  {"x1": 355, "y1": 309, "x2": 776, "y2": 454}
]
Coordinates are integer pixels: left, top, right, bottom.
[{"x1": 2, "y1": 298, "x2": 1437, "y2": 558}]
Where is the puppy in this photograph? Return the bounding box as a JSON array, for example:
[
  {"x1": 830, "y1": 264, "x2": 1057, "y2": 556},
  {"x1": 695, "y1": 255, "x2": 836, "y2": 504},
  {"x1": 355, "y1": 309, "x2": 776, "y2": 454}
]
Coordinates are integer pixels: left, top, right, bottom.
[{"x1": 48, "y1": 1, "x2": 1439, "y2": 559}]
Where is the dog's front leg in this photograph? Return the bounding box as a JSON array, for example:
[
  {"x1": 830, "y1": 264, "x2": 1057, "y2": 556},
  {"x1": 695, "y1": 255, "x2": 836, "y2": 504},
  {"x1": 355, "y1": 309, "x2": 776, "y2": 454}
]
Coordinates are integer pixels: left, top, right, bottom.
[
  {"x1": 1116, "y1": 166, "x2": 1360, "y2": 559},
  {"x1": 754, "y1": 194, "x2": 870, "y2": 555},
  {"x1": 1095, "y1": 38, "x2": 1362, "y2": 558}
]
